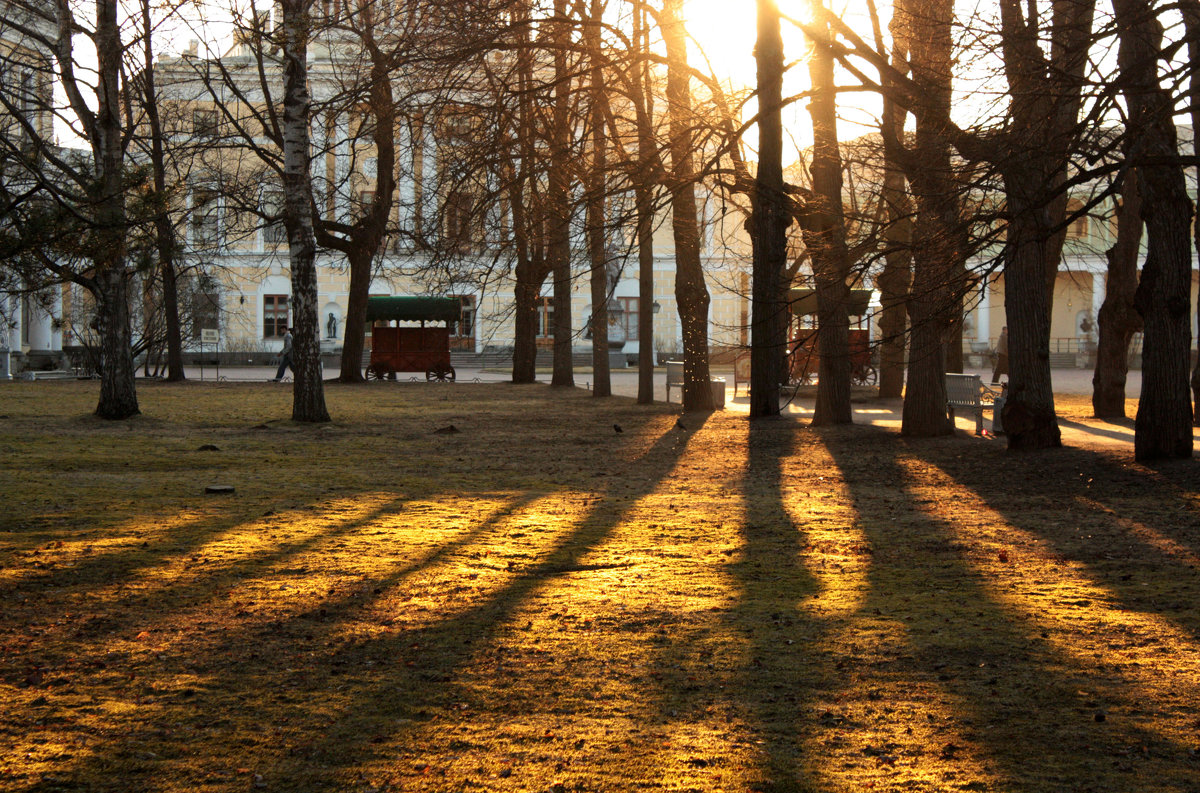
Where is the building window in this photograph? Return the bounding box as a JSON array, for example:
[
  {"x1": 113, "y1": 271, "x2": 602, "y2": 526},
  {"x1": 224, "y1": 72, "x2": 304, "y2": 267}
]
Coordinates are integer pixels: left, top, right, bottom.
[
  {"x1": 262, "y1": 190, "x2": 286, "y2": 246},
  {"x1": 616, "y1": 296, "x2": 639, "y2": 342},
  {"x1": 535, "y1": 297, "x2": 554, "y2": 338},
  {"x1": 192, "y1": 108, "x2": 219, "y2": 138},
  {"x1": 362, "y1": 157, "x2": 378, "y2": 179},
  {"x1": 187, "y1": 278, "x2": 221, "y2": 338},
  {"x1": 451, "y1": 295, "x2": 475, "y2": 340},
  {"x1": 191, "y1": 188, "x2": 220, "y2": 248},
  {"x1": 263, "y1": 295, "x2": 288, "y2": 338},
  {"x1": 443, "y1": 192, "x2": 478, "y2": 253},
  {"x1": 1066, "y1": 199, "x2": 1088, "y2": 240}
]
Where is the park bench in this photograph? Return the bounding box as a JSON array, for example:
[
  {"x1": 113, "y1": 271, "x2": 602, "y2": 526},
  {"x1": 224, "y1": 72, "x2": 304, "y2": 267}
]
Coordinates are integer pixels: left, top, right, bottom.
[{"x1": 946, "y1": 373, "x2": 1001, "y2": 435}]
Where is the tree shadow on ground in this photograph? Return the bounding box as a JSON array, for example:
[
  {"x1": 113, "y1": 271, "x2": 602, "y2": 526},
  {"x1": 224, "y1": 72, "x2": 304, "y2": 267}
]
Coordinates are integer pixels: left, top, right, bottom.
[
  {"x1": 26, "y1": 412, "x2": 712, "y2": 791},
  {"x1": 823, "y1": 426, "x2": 1200, "y2": 790}
]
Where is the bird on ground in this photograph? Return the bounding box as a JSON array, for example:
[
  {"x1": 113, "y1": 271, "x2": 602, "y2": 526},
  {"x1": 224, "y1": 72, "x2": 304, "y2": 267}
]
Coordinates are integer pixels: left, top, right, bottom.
[
  {"x1": 675, "y1": 419, "x2": 687, "y2": 431},
  {"x1": 613, "y1": 424, "x2": 623, "y2": 433}
]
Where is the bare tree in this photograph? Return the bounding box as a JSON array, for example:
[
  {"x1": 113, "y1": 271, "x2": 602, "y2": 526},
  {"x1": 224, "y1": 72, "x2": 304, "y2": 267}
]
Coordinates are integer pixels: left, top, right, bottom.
[
  {"x1": 1092, "y1": 168, "x2": 1143, "y2": 418},
  {"x1": 278, "y1": 0, "x2": 329, "y2": 422},
  {"x1": 661, "y1": 0, "x2": 713, "y2": 411},
  {"x1": 748, "y1": 0, "x2": 787, "y2": 418},
  {"x1": 1113, "y1": 0, "x2": 1194, "y2": 459}
]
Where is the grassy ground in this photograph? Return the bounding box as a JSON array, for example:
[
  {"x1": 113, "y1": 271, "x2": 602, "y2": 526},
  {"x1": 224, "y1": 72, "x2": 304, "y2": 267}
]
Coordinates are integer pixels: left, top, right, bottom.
[{"x1": 1, "y1": 380, "x2": 1198, "y2": 793}]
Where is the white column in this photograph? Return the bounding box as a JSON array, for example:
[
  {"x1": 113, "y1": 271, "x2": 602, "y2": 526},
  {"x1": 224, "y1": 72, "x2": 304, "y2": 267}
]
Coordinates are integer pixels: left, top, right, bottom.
[
  {"x1": 977, "y1": 281, "x2": 992, "y2": 343},
  {"x1": 334, "y1": 116, "x2": 351, "y2": 224},
  {"x1": 396, "y1": 121, "x2": 414, "y2": 242},
  {"x1": 27, "y1": 298, "x2": 53, "y2": 350},
  {"x1": 49, "y1": 288, "x2": 63, "y2": 351},
  {"x1": 1091, "y1": 272, "x2": 1105, "y2": 335},
  {"x1": 422, "y1": 124, "x2": 438, "y2": 241},
  {"x1": 3, "y1": 295, "x2": 17, "y2": 350}
]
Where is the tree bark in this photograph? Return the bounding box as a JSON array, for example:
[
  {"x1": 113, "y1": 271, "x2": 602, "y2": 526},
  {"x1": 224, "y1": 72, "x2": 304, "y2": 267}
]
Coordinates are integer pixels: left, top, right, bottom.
[
  {"x1": 140, "y1": 0, "x2": 183, "y2": 383},
  {"x1": 805, "y1": 10, "x2": 852, "y2": 425},
  {"x1": 1113, "y1": 0, "x2": 1194, "y2": 460},
  {"x1": 633, "y1": 0, "x2": 656, "y2": 405},
  {"x1": 549, "y1": 0, "x2": 574, "y2": 388},
  {"x1": 749, "y1": 0, "x2": 787, "y2": 418},
  {"x1": 662, "y1": 0, "x2": 713, "y2": 411},
  {"x1": 1092, "y1": 168, "x2": 1143, "y2": 418},
  {"x1": 876, "y1": 46, "x2": 912, "y2": 400},
  {"x1": 280, "y1": 0, "x2": 330, "y2": 423},
  {"x1": 93, "y1": 0, "x2": 138, "y2": 419},
  {"x1": 1184, "y1": 0, "x2": 1200, "y2": 424},
  {"x1": 586, "y1": 0, "x2": 610, "y2": 397}
]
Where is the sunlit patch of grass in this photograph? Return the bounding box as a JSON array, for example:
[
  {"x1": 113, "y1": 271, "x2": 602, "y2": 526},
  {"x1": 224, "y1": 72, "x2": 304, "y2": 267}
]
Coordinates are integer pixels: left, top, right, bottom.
[{"x1": 2, "y1": 382, "x2": 1198, "y2": 791}]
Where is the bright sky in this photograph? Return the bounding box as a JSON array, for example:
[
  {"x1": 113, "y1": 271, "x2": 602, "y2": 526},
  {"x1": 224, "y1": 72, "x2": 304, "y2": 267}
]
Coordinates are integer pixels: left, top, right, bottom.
[{"x1": 684, "y1": 0, "x2": 888, "y2": 159}]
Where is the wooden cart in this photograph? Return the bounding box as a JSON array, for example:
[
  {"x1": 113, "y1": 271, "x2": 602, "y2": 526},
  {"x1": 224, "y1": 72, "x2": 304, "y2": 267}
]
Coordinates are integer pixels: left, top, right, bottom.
[
  {"x1": 786, "y1": 289, "x2": 877, "y2": 386},
  {"x1": 365, "y1": 296, "x2": 460, "y2": 381}
]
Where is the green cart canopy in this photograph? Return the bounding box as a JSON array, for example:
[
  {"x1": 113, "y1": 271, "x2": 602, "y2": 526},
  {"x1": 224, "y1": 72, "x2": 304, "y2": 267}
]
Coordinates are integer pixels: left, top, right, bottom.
[
  {"x1": 788, "y1": 288, "x2": 873, "y2": 317},
  {"x1": 366, "y1": 296, "x2": 461, "y2": 324}
]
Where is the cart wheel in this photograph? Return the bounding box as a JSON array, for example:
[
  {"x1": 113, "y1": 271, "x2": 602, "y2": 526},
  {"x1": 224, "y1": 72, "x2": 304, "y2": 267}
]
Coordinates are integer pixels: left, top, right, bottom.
[
  {"x1": 429, "y1": 367, "x2": 452, "y2": 382},
  {"x1": 853, "y1": 365, "x2": 878, "y2": 387},
  {"x1": 367, "y1": 364, "x2": 393, "y2": 380},
  {"x1": 445, "y1": 367, "x2": 456, "y2": 382}
]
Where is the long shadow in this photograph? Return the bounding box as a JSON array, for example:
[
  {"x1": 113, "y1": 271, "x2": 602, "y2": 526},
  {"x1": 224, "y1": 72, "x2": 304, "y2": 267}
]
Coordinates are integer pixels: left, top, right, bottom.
[
  {"x1": 929, "y1": 442, "x2": 1200, "y2": 643},
  {"x1": 1058, "y1": 417, "x2": 1137, "y2": 443},
  {"x1": 723, "y1": 418, "x2": 826, "y2": 791},
  {"x1": 824, "y1": 429, "x2": 1199, "y2": 790},
  {"x1": 26, "y1": 415, "x2": 712, "y2": 792}
]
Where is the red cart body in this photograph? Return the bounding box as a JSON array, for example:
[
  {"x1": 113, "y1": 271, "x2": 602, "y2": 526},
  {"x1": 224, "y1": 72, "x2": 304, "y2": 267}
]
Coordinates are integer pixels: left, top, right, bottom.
[{"x1": 365, "y1": 296, "x2": 460, "y2": 381}]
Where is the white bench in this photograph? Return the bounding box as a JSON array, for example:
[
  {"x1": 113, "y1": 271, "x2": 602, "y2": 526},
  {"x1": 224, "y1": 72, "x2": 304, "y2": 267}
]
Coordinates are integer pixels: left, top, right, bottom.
[
  {"x1": 665, "y1": 360, "x2": 684, "y2": 403},
  {"x1": 946, "y1": 373, "x2": 1000, "y2": 435}
]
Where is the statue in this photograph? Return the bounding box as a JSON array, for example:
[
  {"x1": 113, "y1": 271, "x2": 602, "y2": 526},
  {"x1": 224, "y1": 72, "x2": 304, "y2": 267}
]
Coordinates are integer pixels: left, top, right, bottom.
[{"x1": 326, "y1": 311, "x2": 338, "y2": 339}]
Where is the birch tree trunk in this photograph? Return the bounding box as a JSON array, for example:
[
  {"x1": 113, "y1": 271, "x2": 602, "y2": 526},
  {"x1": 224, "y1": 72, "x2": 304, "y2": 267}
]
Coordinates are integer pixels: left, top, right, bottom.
[{"x1": 280, "y1": 0, "x2": 330, "y2": 423}]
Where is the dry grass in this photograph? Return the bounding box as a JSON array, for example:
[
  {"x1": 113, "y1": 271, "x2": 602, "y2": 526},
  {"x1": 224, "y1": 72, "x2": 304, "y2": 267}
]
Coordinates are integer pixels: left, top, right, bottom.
[{"x1": 1, "y1": 380, "x2": 1198, "y2": 793}]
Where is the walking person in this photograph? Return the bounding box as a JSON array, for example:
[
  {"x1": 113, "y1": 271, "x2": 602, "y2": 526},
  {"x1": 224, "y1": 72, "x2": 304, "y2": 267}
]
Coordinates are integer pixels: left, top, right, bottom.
[
  {"x1": 991, "y1": 326, "x2": 1009, "y2": 384},
  {"x1": 272, "y1": 326, "x2": 294, "y2": 382}
]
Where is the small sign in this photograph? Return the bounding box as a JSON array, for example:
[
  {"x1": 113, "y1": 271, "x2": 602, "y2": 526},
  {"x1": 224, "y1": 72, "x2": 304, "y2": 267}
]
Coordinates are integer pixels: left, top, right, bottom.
[{"x1": 201, "y1": 329, "x2": 219, "y2": 344}]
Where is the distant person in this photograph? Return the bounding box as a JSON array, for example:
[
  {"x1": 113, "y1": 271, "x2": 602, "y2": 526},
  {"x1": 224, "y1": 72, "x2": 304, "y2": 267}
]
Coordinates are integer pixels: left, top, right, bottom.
[
  {"x1": 272, "y1": 326, "x2": 293, "y2": 382},
  {"x1": 991, "y1": 326, "x2": 1009, "y2": 383}
]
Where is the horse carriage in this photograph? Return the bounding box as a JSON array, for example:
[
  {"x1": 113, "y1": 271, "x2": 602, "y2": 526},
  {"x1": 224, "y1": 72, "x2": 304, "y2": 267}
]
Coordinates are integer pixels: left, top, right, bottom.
[
  {"x1": 365, "y1": 296, "x2": 459, "y2": 381},
  {"x1": 786, "y1": 288, "x2": 877, "y2": 387}
]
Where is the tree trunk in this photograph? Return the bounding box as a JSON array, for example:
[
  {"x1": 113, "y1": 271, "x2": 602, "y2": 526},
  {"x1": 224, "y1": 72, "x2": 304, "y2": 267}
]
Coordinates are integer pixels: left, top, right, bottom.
[
  {"x1": 1001, "y1": 201, "x2": 1061, "y2": 448},
  {"x1": 749, "y1": 0, "x2": 787, "y2": 418},
  {"x1": 806, "y1": 12, "x2": 851, "y2": 425},
  {"x1": 1114, "y1": 0, "x2": 1194, "y2": 460},
  {"x1": 339, "y1": 248, "x2": 371, "y2": 381},
  {"x1": 1184, "y1": 0, "x2": 1200, "y2": 424},
  {"x1": 510, "y1": 6, "x2": 541, "y2": 385},
  {"x1": 140, "y1": 0, "x2": 183, "y2": 382},
  {"x1": 876, "y1": 75, "x2": 912, "y2": 399},
  {"x1": 95, "y1": 269, "x2": 140, "y2": 419},
  {"x1": 662, "y1": 0, "x2": 713, "y2": 411},
  {"x1": 634, "y1": 0, "x2": 656, "y2": 405},
  {"x1": 549, "y1": 0, "x2": 574, "y2": 388},
  {"x1": 93, "y1": 0, "x2": 138, "y2": 419},
  {"x1": 586, "y1": 0, "x2": 610, "y2": 397},
  {"x1": 280, "y1": 0, "x2": 329, "y2": 423},
  {"x1": 1092, "y1": 168, "x2": 1143, "y2": 418}
]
